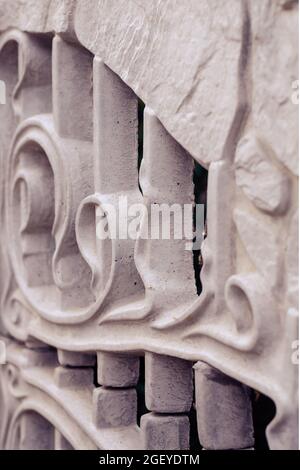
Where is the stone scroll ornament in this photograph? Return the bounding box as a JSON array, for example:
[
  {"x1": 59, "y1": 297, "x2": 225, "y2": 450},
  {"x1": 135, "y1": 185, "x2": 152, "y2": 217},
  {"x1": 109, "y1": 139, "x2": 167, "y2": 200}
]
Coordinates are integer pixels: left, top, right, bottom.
[{"x1": 0, "y1": 0, "x2": 298, "y2": 450}]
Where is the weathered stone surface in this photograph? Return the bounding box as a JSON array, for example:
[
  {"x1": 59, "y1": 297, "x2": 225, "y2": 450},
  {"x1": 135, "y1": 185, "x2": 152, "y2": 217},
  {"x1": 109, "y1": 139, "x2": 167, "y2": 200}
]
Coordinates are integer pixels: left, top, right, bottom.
[
  {"x1": 0, "y1": 0, "x2": 298, "y2": 452},
  {"x1": 145, "y1": 353, "x2": 193, "y2": 413},
  {"x1": 194, "y1": 362, "x2": 254, "y2": 450},
  {"x1": 235, "y1": 133, "x2": 290, "y2": 214},
  {"x1": 52, "y1": 35, "x2": 93, "y2": 140},
  {"x1": 233, "y1": 209, "x2": 281, "y2": 288},
  {"x1": 141, "y1": 413, "x2": 189, "y2": 450},
  {"x1": 54, "y1": 366, "x2": 94, "y2": 388},
  {"x1": 250, "y1": 0, "x2": 298, "y2": 176},
  {"x1": 0, "y1": 0, "x2": 77, "y2": 39},
  {"x1": 97, "y1": 352, "x2": 139, "y2": 388},
  {"x1": 58, "y1": 349, "x2": 96, "y2": 367},
  {"x1": 75, "y1": 0, "x2": 246, "y2": 166},
  {"x1": 92, "y1": 387, "x2": 137, "y2": 428},
  {"x1": 0, "y1": 0, "x2": 246, "y2": 165}
]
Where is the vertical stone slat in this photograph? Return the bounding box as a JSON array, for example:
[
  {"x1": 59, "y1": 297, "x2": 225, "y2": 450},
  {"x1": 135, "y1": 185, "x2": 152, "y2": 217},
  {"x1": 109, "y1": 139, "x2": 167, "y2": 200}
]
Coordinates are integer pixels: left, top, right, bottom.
[
  {"x1": 141, "y1": 353, "x2": 193, "y2": 450},
  {"x1": 52, "y1": 35, "x2": 93, "y2": 141},
  {"x1": 194, "y1": 361, "x2": 254, "y2": 450},
  {"x1": 93, "y1": 57, "x2": 138, "y2": 194},
  {"x1": 93, "y1": 352, "x2": 139, "y2": 429}
]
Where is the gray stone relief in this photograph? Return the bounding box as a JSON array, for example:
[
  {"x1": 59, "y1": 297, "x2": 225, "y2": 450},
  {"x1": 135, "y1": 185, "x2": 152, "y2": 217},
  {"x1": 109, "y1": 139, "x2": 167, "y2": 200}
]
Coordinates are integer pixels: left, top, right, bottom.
[{"x1": 0, "y1": 0, "x2": 298, "y2": 450}]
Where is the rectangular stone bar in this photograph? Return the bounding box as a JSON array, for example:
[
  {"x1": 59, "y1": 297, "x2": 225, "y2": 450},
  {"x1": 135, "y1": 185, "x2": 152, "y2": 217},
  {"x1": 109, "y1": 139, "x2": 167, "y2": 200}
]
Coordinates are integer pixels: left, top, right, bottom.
[
  {"x1": 54, "y1": 366, "x2": 94, "y2": 389},
  {"x1": 137, "y1": 108, "x2": 196, "y2": 330},
  {"x1": 141, "y1": 413, "x2": 189, "y2": 450},
  {"x1": 92, "y1": 387, "x2": 137, "y2": 428},
  {"x1": 97, "y1": 352, "x2": 139, "y2": 387},
  {"x1": 145, "y1": 352, "x2": 193, "y2": 413},
  {"x1": 58, "y1": 349, "x2": 96, "y2": 367},
  {"x1": 93, "y1": 57, "x2": 138, "y2": 193},
  {"x1": 19, "y1": 35, "x2": 52, "y2": 119},
  {"x1": 52, "y1": 35, "x2": 93, "y2": 140},
  {"x1": 143, "y1": 107, "x2": 194, "y2": 205},
  {"x1": 194, "y1": 361, "x2": 255, "y2": 450}
]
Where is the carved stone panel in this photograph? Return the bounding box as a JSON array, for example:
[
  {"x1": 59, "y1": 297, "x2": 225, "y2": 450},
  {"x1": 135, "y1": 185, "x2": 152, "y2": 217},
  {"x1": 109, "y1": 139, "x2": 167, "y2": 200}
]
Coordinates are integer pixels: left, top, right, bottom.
[{"x1": 0, "y1": 0, "x2": 298, "y2": 451}]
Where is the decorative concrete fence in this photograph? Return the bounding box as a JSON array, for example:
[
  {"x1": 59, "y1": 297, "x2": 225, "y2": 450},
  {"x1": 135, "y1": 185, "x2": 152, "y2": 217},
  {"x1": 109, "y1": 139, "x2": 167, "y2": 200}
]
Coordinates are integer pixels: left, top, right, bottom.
[{"x1": 0, "y1": 0, "x2": 298, "y2": 450}]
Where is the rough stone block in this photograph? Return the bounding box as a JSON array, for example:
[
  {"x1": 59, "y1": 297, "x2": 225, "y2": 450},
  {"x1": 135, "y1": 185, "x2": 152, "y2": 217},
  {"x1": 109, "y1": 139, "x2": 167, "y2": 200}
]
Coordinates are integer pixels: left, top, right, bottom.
[
  {"x1": 54, "y1": 366, "x2": 94, "y2": 388},
  {"x1": 52, "y1": 35, "x2": 93, "y2": 140},
  {"x1": 93, "y1": 387, "x2": 137, "y2": 428},
  {"x1": 145, "y1": 353, "x2": 193, "y2": 413},
  {"x1": 141, "y1": 413, "x2": 189, "y2": 450},
  {"x1": 97, "y1": 352, "x2": 139, "y2": 387},
  {"x1": 58, "y1": 349, "x2": 96, "y2": 367},
  {"x1": 194, "y1": 361, "x2": 254, "y2": 450}
]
